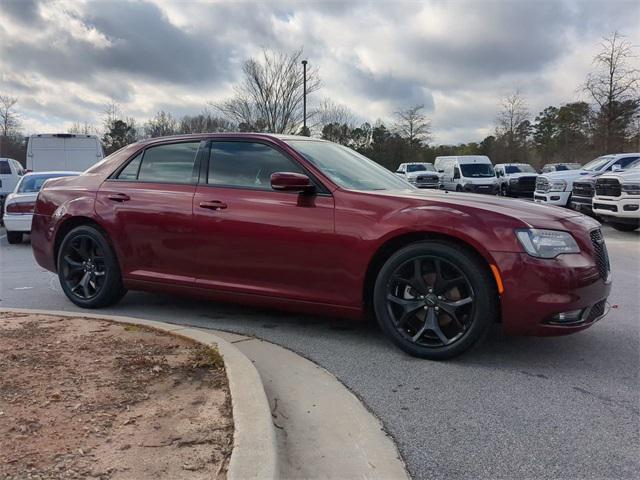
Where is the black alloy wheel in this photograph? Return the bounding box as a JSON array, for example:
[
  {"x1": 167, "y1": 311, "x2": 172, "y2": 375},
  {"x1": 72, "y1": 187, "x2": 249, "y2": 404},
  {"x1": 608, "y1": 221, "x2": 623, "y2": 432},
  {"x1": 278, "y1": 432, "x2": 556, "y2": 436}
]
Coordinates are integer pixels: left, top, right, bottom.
[
  {"x1": 374, "y1": 241, "x2": 498, "y2": 359},
  {"x1": 58, "y1": 225, "x2": 126, "y2": 308}
]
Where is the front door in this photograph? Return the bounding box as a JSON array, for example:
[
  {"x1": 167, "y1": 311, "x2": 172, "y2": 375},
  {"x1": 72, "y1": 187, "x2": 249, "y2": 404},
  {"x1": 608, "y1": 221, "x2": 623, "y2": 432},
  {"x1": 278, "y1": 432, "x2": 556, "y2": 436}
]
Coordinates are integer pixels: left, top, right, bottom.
[
  {"x1": 192, "y1": 140, "x2": 339, "y2": 305},
  {"x1": 95, "y1": 141, "x2": 202, "y2": 285}
]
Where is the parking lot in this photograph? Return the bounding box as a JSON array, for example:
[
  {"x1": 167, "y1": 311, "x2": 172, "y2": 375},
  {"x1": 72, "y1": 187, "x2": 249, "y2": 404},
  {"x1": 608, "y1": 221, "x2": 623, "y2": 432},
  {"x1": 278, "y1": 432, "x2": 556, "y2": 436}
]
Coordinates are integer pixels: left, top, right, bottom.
[{"x1": 0, "y1": 224, "x2": 638, "y2": 479}]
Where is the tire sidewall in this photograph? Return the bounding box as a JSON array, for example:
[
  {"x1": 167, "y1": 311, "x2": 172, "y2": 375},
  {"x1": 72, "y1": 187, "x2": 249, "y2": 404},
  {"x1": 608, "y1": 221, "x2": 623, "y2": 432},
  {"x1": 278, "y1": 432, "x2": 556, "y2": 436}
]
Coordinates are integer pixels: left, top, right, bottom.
[
  {"x1": 57, "y1": 225, "x2": 123, "y2": 308},
  {"x1": 373, "y1": 241, "x2": 497, "y2": 359}
]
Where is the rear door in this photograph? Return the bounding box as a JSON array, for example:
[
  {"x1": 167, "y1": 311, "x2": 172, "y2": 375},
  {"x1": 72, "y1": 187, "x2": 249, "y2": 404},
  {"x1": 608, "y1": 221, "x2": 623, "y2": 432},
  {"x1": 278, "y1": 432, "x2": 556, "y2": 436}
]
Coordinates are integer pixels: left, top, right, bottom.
[
  {"x1": 95, "y1": 140, "x2": 203, "y2": 285},
  {"x1": 191, "y1": 140, "x2": 338, "y2": 304}
]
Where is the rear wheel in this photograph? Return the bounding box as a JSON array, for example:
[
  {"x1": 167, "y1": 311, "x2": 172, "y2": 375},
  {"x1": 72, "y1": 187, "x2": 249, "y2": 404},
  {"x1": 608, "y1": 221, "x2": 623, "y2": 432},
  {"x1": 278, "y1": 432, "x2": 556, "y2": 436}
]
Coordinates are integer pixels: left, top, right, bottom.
[
  {"x1": 7, "y1": 231, "x2": 23, "y2": 244},
  {"x1": 57, "y1": 225, "x2": 127, "y2": 308},
  {"x1": 610, "y1": 221, "x2": 639, "y2": 232},
  {"x1": 373, "y1": 241, "x2": 498, "y2": 359}
]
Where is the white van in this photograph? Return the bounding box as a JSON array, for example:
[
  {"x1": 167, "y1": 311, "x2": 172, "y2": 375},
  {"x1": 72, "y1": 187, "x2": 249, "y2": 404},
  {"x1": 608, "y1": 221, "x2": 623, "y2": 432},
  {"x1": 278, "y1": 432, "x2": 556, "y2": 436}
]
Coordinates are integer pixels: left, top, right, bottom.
[
  {"x1": 27, "y1": 134, "x2": 104, "y2": 172},
  {"x1": 435, "y1": 155, "x2": 499, "y2": 194}
]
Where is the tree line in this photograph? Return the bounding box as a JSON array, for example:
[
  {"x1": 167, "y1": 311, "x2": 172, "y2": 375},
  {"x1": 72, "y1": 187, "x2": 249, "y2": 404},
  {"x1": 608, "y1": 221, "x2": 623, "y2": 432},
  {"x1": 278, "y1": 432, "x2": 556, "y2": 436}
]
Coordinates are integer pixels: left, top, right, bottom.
[{"x1": 1, "y1": 32, "x2": 638, "y2": 172}]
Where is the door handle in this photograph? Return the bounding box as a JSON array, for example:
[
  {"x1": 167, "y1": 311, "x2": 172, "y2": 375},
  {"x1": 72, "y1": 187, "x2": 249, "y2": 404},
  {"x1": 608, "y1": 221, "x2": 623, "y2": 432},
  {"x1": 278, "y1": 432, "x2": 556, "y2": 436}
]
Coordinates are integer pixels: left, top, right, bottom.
[
  {"x1": 199, "y1": 200, "x2": 227, "y2": 210},
  {"x1": 107, "y1": 193, "x2": 130, "y2": 202}
]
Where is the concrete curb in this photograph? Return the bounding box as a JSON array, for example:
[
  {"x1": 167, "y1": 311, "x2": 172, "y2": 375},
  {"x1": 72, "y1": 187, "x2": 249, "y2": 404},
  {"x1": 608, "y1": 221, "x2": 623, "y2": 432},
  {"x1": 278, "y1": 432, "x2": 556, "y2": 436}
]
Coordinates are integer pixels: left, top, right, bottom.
[{"x1": 0, "y1": 308, "x2": 279, "y2": 480}]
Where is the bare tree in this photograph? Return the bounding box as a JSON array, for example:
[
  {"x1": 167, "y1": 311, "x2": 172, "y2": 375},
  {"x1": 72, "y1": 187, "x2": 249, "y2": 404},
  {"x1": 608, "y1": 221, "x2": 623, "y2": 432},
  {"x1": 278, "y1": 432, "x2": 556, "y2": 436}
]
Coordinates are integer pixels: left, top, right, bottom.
[
  {"x1": 213, "y1": 48, "x2": 321, "y2": 134},
  {"x1": 314, "y1": 98, "x2": 356, "y2": 130},
  {"x1": 0, "y1": 95, "x2": 20, "y2": 137},
  {"x1": 584, "y1": 31, "x2": 639, "y2": 152},
  {"x1": 68, "y1": 121, "x2": 97, "y2": 135},
  {"x1": 144, "y1": 111, "x2": 177, "y2": 138},
  {"x1": 178, "y1": 108, "x2": 235, "y2": 134},
  {"x1": 394, "y1": 104, "x2": 431, "y2": 147},
  {"x1": 496, "y1": 91, "x2": 529, "y2": 137}
]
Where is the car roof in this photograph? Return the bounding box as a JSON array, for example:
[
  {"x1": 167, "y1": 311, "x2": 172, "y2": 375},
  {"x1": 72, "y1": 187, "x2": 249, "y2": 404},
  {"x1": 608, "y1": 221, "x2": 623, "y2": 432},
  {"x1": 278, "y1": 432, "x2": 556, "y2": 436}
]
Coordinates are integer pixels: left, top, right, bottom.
[{"x1": 133, "y1": 133, "x2": 329, "y2": 148}]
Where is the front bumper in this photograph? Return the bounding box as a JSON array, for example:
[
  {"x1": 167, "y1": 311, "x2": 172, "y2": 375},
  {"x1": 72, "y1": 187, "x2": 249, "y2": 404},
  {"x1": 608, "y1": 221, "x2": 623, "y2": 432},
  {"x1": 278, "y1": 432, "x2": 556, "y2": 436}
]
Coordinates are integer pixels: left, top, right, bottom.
[
  {"x1": 493, "y1": 249, "x2": 611, "y2": 336},
  {"x1": 463, "y1": 184, "x2": 498, "y2": 195},
  {"x1": 534, "y1": 191, "x2": 571, "y2": 206},
  {"x1": 570, "y1": 195, "x2": 595, "y2": 215},
  {"x1": 3, "y1": 213, "x2": 33, "y2": 233},
  {"x1": 592, "y1": 196, "x2": 640, "y2": 219}
]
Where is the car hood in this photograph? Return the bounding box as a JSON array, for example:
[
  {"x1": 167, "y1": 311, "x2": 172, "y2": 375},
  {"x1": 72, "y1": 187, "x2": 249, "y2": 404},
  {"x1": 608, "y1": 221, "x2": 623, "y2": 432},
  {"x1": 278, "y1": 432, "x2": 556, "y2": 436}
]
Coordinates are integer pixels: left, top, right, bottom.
[
  {"x1": 541, "y1": 169, "x2": 594, "y2": 181},
  {"x1": 405, "y1": 171, "x2": 438, "y2": 178},
  {"x1": 600, "y1": 169, "x2": 640, "y2": 183},
  {"x1": 380, "y1": 188, "x2": 581, "y2": 223}
]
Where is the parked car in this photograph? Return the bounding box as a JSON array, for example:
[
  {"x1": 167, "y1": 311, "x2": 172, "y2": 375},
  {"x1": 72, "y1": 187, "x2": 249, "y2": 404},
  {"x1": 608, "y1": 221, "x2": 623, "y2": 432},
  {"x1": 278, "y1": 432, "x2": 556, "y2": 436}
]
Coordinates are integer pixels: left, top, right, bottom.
[
  {"x1": 31, "y1": 134, "x2": 611, "y2": 359},
  {"x1": 27, "y1": 133, "x2": 104, "y2": 172},
  {"x1": 540, "y1": 162, "x2": 582, "y2": 173},
  {"x1": 436, "y1": 155, "x2": 498, "y2": 194},
  {"x1": 494, "y1": 163, "x2": 538, "y2": 197},
  {"x1": 395, "y1": 162, "x2": 439, "y2": 188},
  {"x1": 534, "y1": 153, "x2": 640, "y2": 207},
  {"x1": 0, "y1": 157, "x2": 26, "y2": 223},
  {"x1": 592, "y1": 164, "x2": 640, "y2": 231},
  {"x1": 3, "y1": 171, "x2": 80, "y2": 244}
]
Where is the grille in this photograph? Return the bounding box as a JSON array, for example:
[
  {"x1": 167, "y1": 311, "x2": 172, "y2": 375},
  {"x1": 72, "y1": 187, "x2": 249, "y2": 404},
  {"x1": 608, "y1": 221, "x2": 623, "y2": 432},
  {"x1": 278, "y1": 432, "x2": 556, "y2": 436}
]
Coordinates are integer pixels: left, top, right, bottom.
[
  {"x1": 595, "y1": 178, "x2": 621, "y2": 197},
  {"x1": 585, "y1": 300, "x2": 606, "y2": 323},
  {"x1": 572, "y1": 181, "x2": 595, "y2": 198},
  {"x1": 536, "y1": 177, "x2": 550, "y2": 192},
  {"x1": 590, "y1": 229, "x2": 610, "y2": 282},
  {"x1": 518, "y1": 176, "x2": 537, "y2": 188},
  {"x1": 416, "y1": 175, "x2": 438, "y2": 183}
]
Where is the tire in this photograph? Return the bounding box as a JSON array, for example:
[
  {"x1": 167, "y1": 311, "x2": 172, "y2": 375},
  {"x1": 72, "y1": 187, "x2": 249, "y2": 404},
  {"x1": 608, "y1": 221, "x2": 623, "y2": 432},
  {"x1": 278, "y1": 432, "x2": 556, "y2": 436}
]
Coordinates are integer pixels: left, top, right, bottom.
[
  {"x1": 7, "y1": 231, "x2": 23, "y2": 244},
  {"x1": 57, "y1": 225, "x2": 127, "y2": 308},
  {"x1": 500, "y1": 185, "x2": 507, "y2": 197},
  {"x1": 373, "y1": 241, "x2": 498, "y2": 359},
  {"x1": 456, "y1": 185, "x2": 463, "y2": 192},
  {"x1": 610, "y1": 222, "x2": 639, "y2": 232}
]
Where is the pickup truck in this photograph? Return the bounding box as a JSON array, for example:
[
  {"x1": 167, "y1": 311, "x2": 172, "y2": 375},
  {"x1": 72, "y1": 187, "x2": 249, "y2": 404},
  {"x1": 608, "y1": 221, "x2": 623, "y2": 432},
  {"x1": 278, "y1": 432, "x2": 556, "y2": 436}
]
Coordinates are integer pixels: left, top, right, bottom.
[{"x1": 592, "y1": 165, "x2": 640, "y2": 231}]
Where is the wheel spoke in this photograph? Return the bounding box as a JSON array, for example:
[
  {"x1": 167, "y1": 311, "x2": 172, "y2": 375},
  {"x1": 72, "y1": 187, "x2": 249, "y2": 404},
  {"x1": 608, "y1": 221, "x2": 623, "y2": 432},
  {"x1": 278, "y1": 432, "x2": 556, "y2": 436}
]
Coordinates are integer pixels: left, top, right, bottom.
[
  {"x1": 387, "y1": 294, "x2": 423, "y2": 327},
  {"x1": 410, "y1": 259, "x2": 429, "y2": 294},
  {"x1": 424, "y1": 309, "x2": 450, "y2": 345},
  {"x1": 412, "y1": 308, "x2": 434, "y2": 342},
  {"x1": 63, "y1": 255, "x2": 84, "y2": 273},
  {"x1": 435, "y1": 275, "x2": 466, "y2": 296}
]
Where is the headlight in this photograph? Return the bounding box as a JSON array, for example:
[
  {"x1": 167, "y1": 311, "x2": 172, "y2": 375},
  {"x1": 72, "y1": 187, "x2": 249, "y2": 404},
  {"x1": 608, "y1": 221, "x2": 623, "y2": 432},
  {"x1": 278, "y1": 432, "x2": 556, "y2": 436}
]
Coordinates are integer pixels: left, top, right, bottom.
[
  {"x1": 549, "y1": 180, "x2": 567, "y2": 192},
  {"x1": 622, "y1": 183, "x2": 640, "y2": 194},
  {"x1": 509, "y1": 178, "x2": 518, "y2": 184},
  {"x1": 516, "y1": 229, "x2": 580, "y2": 258}
]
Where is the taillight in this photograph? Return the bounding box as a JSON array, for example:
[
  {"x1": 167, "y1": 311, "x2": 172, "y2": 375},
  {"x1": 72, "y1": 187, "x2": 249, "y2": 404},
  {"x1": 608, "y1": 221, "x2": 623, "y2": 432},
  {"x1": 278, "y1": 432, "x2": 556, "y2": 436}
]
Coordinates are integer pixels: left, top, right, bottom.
[{"x1": 6, "y1": 201, "x2": 35, "y2": 214}]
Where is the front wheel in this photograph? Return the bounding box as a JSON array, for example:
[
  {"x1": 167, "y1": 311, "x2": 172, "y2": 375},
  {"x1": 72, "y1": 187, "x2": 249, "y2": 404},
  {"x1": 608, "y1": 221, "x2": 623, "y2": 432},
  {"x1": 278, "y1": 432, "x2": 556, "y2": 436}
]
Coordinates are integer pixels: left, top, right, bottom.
[
  {"x1": 610, "y1": 221, "x2": 639, "y2": 232},
  {"x1": 6, "y1": 231, "x2": 23, "y2": 244},
  {"x1": 373, "y1": 241, "x2": 498, "y2": 359},
  {"x1": 57, "y1": 225, "x2": 127, "y2": 308}
]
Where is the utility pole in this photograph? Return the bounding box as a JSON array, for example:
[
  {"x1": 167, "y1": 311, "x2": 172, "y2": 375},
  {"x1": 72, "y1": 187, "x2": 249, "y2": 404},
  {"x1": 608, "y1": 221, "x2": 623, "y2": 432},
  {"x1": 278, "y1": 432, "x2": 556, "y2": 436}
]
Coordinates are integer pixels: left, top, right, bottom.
[{"x1": 301, "y1": 59, "x2": 308, "y2": 136}]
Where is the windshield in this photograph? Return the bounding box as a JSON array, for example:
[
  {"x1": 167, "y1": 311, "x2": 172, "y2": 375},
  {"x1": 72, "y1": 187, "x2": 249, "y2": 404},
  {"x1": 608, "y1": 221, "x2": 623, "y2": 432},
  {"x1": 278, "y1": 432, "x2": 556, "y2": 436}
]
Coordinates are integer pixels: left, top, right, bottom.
[
  {"x1": 287, "y1": 140, "x2": 411, "y2": 191},
  {"x1": 17, "y1": 173, "x2": 77, "y2": 193},
  {"x1": 505, "y1": 164, "x2": 535, "y2": 174},
  {"x1": 460, "y1": 163, "x2": 495, "y2": 178},
  {"x1": 407, "y1": 164, "x2": 435, "y2": 173},
  {"x1": 583, "y1": 157, "x2": 612, "y2": 172}
]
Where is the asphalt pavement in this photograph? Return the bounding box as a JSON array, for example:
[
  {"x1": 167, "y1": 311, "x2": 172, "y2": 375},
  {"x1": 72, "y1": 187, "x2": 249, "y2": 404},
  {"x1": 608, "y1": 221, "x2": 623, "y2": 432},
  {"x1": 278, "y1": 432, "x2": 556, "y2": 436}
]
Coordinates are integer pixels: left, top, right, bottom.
[{"x1": 1, "y1": 224, "x2": 638, "y2": 480}]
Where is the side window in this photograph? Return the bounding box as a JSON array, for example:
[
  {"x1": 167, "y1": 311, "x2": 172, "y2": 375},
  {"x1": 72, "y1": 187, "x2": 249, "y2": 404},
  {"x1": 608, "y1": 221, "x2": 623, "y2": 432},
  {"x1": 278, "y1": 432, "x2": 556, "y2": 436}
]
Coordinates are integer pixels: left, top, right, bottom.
[
  {"x1": 454, "y1": 167, "x2": 461, "y2": 179},
  {"x1": 208, "y1": 142, "x2": 304, "y2": 190},
  {"x1": 137, "y1": 142, "x2": 200, "y2": 184},
  {"x1": 612, "y1": 156, "x2": 640, "y2": 170},
  {"x1": 0, "y1": 161, "x2": 10, "y2": 174},
  {"x1": 116, "y1": 153, "x2": 143, "y2": 180}
]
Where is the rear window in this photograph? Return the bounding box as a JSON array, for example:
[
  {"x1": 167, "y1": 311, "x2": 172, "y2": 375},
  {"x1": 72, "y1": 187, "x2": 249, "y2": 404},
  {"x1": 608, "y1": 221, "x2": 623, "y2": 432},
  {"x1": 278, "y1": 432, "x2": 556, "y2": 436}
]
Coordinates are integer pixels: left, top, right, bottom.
[
  {"x1": 18, "y1": 173, "x2": 77, "y2": 193},
  {"x1": 0, "y1": 160, "x2": 11, "y2": 175}
]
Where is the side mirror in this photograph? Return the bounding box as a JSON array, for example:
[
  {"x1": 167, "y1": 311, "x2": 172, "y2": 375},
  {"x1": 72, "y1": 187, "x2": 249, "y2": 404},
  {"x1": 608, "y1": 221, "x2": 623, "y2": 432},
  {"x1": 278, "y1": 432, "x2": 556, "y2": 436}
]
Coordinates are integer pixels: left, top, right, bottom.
[
  {"x1": 612, "y1": 164, "x2": 622, "y2": 171},
  {"x1": 271, "y1": 172, "x2": 315, "y2": 193}
]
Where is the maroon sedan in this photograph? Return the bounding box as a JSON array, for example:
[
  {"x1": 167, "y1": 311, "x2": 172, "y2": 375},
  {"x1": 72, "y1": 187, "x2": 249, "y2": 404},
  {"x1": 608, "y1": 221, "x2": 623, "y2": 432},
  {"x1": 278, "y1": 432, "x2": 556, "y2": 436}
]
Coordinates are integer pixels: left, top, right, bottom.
[{"x1": 31, "y1": 134, "x2": 611, "y2": 359}]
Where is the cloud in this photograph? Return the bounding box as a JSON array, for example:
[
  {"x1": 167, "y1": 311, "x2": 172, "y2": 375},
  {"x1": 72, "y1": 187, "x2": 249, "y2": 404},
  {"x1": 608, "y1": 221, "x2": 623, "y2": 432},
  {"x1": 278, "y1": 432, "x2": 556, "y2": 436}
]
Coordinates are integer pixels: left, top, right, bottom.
[{"x1": 0, "y1": 0, "x2": 638, "y2": 143}]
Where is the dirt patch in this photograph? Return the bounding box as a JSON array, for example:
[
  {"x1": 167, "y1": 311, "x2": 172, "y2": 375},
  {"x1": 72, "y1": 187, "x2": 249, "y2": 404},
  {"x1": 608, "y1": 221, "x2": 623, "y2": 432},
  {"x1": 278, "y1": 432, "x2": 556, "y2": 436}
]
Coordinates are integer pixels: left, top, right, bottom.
[{"x1": 0, "y1": 313, "x2": 233, "y2": 479}]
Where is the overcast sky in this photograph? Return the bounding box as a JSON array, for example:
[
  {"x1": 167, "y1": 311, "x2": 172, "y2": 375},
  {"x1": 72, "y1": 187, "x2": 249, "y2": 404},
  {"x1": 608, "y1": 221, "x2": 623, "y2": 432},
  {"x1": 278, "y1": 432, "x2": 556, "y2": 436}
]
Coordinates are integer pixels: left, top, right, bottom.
[{"x1": 0, "y1": 0, "x2": 638, "y2": 144}]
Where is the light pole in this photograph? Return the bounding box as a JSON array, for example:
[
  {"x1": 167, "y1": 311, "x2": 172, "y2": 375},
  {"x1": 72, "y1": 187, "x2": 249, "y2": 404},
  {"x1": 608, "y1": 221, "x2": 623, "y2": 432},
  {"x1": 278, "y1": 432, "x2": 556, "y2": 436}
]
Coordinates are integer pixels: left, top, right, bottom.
[{"x1": 301, "y1": 59, "x2": 308, "y2": 136}]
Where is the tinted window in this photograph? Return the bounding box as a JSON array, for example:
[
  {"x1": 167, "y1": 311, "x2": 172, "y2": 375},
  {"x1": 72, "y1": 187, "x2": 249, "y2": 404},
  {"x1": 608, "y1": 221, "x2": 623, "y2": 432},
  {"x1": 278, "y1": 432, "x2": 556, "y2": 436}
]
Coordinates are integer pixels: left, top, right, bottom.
[
  {"x1": 460, "y1": 164, "x2": 495, "y2": 178},
  {"x1": 505, "y1": 165, "x2": 535, "y2": 174},
  {"x1": 137, "y1": 142, "x2": 200, "y2": 183},
  {"x1": 17, "y1": 173, "x2": 77, "y2": 193},
  {"x1": 556, "y1": 165, "x2": 568, "y2": 171},
  {"x1": 117, "y1": 153, "x2": 143, "y2": 180},
  {"x1": 0, "y1": 160, "x2": 10, "y2": 174},
  {"x1": 208, "y1": 142, "x2": 304, "y2": 189},
  {"x1": 407, "y1": 164, "x2": 426, "y2": 172},
  {"x1": 612, "y1": 156, "x2": 640, "y2": 170}
]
